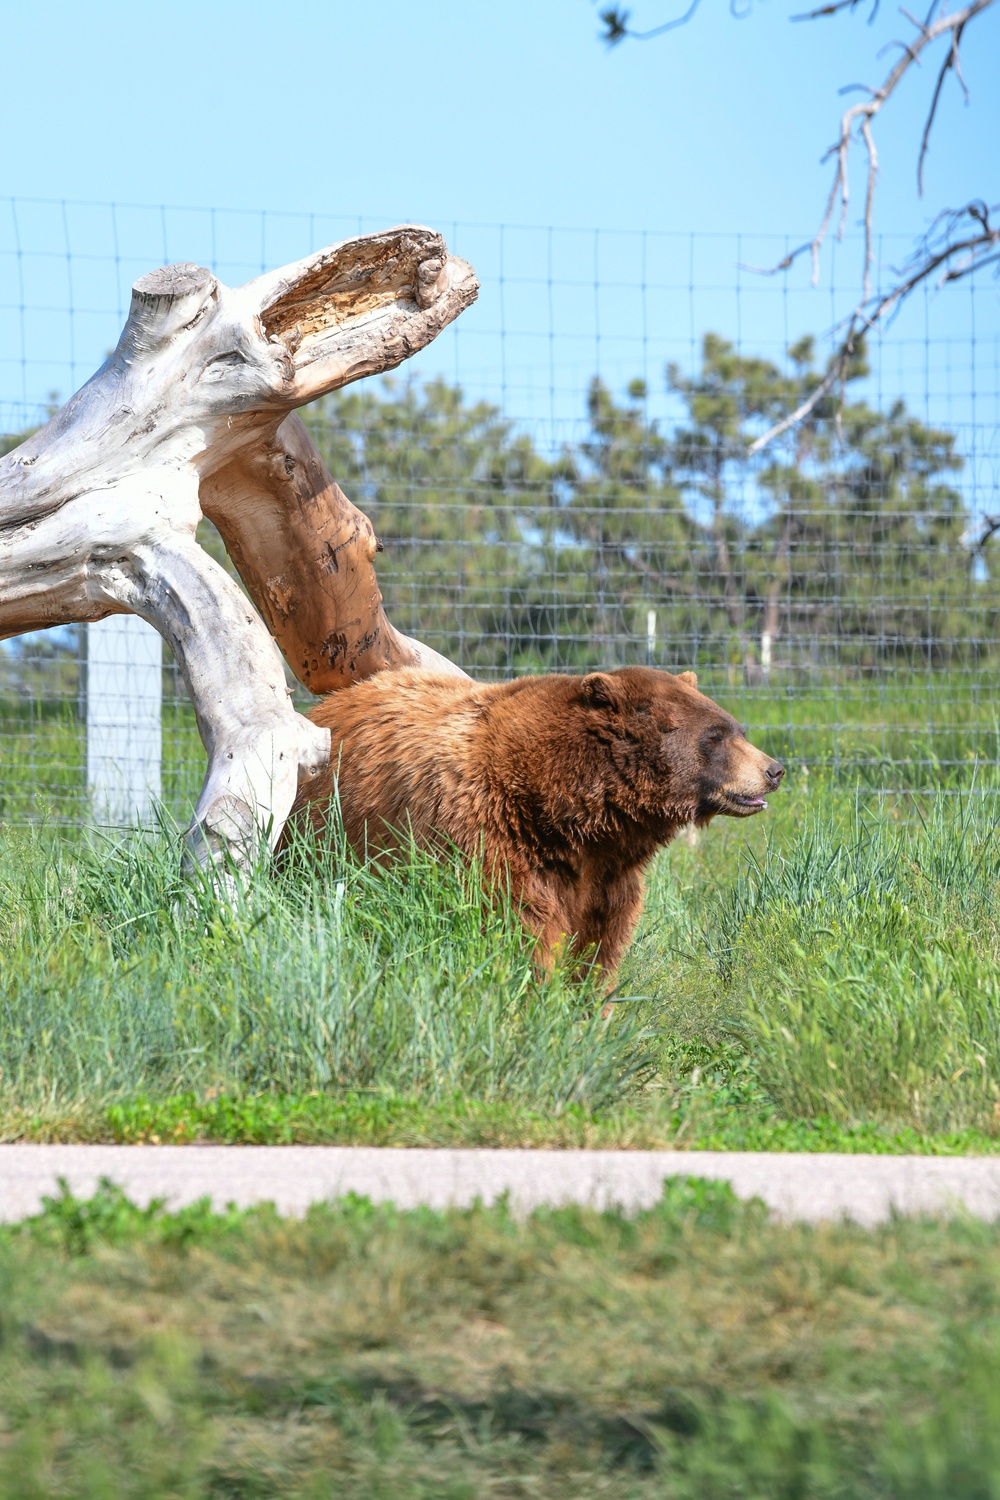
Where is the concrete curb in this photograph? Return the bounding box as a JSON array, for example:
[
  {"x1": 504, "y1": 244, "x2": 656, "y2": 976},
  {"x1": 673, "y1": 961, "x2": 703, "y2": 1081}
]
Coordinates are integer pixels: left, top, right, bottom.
[{"x1": 3, "y1": 1146, "x2": 1000, "y2": 1226}]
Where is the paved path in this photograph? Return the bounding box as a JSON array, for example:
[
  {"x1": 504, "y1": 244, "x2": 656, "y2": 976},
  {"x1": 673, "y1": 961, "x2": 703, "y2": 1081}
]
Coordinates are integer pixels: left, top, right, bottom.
[{"x1": 3, "y1": 1146, "x2": 1000, "y2": 1226}]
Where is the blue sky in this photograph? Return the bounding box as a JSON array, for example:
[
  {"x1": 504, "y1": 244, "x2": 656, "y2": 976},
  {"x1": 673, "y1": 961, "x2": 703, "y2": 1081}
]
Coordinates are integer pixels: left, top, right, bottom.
[
  {"x1": 2, "y1": 0, "x2": 998, "y2": 483},
  {"x1": 4, "y1": 0, "x2": 997, "y2": 237}
]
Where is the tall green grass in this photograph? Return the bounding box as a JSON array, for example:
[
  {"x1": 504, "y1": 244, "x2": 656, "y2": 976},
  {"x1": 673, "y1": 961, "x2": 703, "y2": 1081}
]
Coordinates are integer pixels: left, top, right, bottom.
[
  {"x1": 621, "y1": 778, "x2": 1000, "y2": 1143},
  {"x1": 4, "y1": 773, "x2": 1000, "y2": 1146},
  {"x1": 0, "y1": 696, "x2": 207, "y2": 824},
  {"x1": 0, "y1": 816, "x2": 650, "y2": 1126}
]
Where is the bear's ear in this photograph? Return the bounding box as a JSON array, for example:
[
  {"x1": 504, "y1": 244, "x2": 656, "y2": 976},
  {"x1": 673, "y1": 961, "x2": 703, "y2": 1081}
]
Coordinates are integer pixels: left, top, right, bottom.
[
  {"x1": 676, "y1": 671, "x2": 698, "y2": 688},
  {"x1": 581, "y1": 672, "x2": 622, "y2": 712}
]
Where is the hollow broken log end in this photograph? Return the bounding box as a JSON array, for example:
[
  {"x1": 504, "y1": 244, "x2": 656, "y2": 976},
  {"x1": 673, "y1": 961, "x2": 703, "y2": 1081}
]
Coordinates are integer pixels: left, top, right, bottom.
[{"x1": 253, "y1": 227, "x2": 480, "y2": 407}]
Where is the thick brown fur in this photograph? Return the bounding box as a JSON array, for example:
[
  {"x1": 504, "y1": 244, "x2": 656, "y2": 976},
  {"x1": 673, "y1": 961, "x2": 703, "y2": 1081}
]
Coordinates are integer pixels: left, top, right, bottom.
[{"x1": 283, "y1": 667, "x2": 784, "y2": 984}]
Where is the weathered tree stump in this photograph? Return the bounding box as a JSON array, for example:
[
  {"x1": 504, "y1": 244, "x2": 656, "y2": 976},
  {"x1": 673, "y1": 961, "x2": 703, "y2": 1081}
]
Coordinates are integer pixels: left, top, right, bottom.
[{"x1": 0, "y1": 227, "x2": 477, "y2": 873}]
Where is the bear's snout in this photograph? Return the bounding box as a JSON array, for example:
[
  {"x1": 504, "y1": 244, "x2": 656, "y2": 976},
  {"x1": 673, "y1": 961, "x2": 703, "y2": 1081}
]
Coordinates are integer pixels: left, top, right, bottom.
[{"x1": 710, "y1": 738, "x2": 785, "y2": 817}]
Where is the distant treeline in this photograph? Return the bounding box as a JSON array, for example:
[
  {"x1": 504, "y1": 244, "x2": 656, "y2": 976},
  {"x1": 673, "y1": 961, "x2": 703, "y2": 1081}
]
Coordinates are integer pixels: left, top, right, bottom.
[
  {"x1": 302, "y1": 332, "x2": 988, "y2": 679},
  {"x1": 3, "y1": 333, "x2": 991, "y2": 684}
]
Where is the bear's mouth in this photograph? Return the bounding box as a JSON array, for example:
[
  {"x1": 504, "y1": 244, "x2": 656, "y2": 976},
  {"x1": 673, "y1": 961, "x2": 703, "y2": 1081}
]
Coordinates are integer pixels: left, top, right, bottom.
[{"x1": 722, "y1": 791, "x2": 768, "y2": 814}]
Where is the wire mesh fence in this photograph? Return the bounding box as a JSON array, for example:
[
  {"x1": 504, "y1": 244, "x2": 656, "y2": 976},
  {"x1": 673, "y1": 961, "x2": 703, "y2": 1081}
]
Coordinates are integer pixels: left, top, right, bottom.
[{"x1": 2, "y1": 198, "x2": 999, "y2": 824}]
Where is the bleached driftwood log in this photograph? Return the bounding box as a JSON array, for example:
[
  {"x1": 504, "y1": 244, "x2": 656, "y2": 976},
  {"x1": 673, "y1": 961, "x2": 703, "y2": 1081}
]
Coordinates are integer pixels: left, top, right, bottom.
[{"x1": 0, "y1": 227, "x2": 477, "y2": 872}]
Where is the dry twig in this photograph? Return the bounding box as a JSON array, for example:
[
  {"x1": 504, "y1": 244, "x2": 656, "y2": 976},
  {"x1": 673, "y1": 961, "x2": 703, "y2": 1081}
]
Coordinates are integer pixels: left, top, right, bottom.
[
  {"x1": 765, "y1": 0, "x2": 997, "y2": 299},
  {"x1": 749, "y1": 200, "x2": 1000, "y2": 453},
  {"x1": 599, "y1": 0, "x2": 753, "y2": 42},
  {"x1": 746, "y1": 0, "x2": 998, "y2": 451},
  {"x1": 602, "y1": 0, "x2": 997, "y2": 452}
]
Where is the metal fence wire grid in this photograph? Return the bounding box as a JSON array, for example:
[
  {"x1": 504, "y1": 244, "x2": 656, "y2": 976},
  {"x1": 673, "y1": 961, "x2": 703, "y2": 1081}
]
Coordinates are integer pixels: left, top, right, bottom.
[{"x1": 1, "y1": 199, "x2": 999, "y2": 823}]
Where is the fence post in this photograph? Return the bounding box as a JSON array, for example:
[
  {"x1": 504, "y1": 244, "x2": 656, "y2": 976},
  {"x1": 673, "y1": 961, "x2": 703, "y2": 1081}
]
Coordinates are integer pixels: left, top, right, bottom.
[{"x1": 85, "y1": 615, "x2": 162, "y2": 826}]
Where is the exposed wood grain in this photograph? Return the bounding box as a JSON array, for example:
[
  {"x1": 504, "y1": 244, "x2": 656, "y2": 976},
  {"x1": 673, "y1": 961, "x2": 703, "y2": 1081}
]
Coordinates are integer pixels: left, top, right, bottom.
[{"x1": 201, "y1": 413, "x2": 465, "y2": 695}]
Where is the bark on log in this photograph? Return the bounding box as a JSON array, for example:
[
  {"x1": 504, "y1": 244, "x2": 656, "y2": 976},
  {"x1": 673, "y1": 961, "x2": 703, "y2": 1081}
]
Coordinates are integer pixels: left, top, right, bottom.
[
  {"x1": 200, "y1": 413, "x2": 459, "y2": 694},
  {"x1": 0, "y1": 226, "x2": 477, "y2": 873}
]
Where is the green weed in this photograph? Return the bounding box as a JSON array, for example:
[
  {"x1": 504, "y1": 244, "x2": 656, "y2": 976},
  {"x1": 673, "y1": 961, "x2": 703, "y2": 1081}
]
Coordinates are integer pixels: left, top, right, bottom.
[
  {"x1": 5, "y1": 776, "x2": 1000, "y2": 1147},
  {"x1": 0, "y1": 817, "x2": 653, "y2": 1122},
  {"x1": 2, "y1": 1180, "x2": 1000, "y2": 1494}
]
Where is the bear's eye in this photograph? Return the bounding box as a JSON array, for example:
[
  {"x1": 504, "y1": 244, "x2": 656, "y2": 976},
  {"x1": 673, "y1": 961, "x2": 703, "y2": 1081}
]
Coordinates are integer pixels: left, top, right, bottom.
[{"x1": 702, "y1": 725, "x2": 728, "y2": 749}]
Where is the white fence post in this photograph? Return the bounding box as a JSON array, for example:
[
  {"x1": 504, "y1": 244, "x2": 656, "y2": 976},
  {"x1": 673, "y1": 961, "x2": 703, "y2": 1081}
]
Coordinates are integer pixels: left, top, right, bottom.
[{"x1": 86, "y1": 615, "x2": 162, "y2": 826}]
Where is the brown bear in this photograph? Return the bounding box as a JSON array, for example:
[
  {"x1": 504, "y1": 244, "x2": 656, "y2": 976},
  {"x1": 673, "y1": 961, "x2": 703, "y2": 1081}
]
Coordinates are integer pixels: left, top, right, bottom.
[{"x1": 283, "y1": 666, "x2": 784, "y2": 985}]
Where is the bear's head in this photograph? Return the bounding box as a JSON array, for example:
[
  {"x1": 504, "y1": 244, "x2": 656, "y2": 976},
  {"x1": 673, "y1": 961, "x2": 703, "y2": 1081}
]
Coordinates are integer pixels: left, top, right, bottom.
[{"x1": 577, "y1": 667, "x2": 784, "y2": 833}]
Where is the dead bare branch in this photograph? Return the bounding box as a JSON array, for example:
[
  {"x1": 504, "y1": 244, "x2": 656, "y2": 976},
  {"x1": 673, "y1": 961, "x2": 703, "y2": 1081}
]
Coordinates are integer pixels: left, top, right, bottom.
[
  {"x1": 898, "y1": 5, "x2": 935, "y2": 40},
  {"x1": 792, "y1": 0, "x2": 879, "y2": 20},
  {"x1": 750, "y1": 201, "x2": 1000, "y2": 453},
  {"x1": 601, "y1": 0, "x2": 771, "y2": 44},
  {"x1": 749, "y1": 343, "x2": 854, "y2": 455},
  {"x1": 600, "y1": 0, "x2": 997, "y2": 452},
  {"x1": 739, "y1": 242, "x2": 812, "y2": 274},
  {"x1": 599, "y1": 2, "x2": 702, "y2": 43},
  {"x1": 761, "y1": 0, "x2": 995, "y2": 292},
  {"x1": 961, "y1": 513, "x2": 1000, "y2": 550},
  {"x1": 860, "y1": 116, "x2": 878, "y2": 299},
  {"x1": 918, "y1": 19, "x2": 968, "y2": 194}
]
